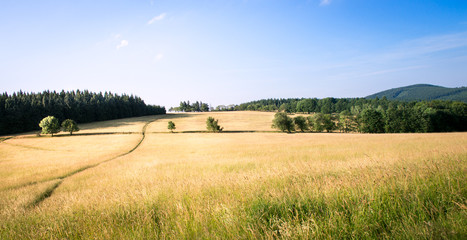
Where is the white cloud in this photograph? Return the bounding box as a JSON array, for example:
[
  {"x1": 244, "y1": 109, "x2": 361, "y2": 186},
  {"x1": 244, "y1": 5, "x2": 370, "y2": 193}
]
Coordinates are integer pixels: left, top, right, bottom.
[
  {"x1": 306, "y1": 31, "x2": 467, "y2": 82},
  {"x1": 116, "y1": 40, "x2": 129, "y2": 50},
  {"x1": 147, "y1": 13, "x2": 167, "y2": 25},
  {"x1": 383, "y1": 31, "x2": 467, "y2": 60},
  {"x1": 320, "y1": 0, "x2": 331, "y2": 6},
  {"x1": 114, "y1": 34, "x2": 122, "y2": 39},
  {"x1": 155, "y1": 53, "x2": 164, "y2": 61}
]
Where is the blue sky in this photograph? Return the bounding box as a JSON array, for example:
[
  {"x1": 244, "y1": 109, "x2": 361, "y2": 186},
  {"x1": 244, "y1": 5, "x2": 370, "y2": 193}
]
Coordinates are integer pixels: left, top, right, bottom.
[{"x1": 1, "y1": 0, "x2": 467, "y2": 108}]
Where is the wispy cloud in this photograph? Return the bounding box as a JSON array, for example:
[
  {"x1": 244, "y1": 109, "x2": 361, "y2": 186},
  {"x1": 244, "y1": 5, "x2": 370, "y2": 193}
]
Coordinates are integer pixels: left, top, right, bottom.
[
  {"x1": 320, "y1": 0, "x2": 332, "y2": 6},
  {"x1": 339, "y1": 31, "x2": 467, "y2": 68},
  {"x1": 353, "y1": 65, "x2": 427, "y2": 78},
  {"x1": 312, "y1": 31, "x2": 467, "y2": 81},
  {"x1": 383, "y1": 31, "x2": 467, "y2": 60},
  {"x1": 116, "y1": 40, "x2": 129, "y2": 50},
  {"x1": 155, "y1": 53, "x2": 164, "y2": 61},
  {"x1": 147, "y1": 13, "x2": 166, "y2": 25}
]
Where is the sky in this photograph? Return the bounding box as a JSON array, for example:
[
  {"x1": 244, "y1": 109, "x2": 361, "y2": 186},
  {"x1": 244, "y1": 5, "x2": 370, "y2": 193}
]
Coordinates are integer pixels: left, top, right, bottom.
[{"x1": 1, "y1": 0, "x2": 467, "y2": 108}]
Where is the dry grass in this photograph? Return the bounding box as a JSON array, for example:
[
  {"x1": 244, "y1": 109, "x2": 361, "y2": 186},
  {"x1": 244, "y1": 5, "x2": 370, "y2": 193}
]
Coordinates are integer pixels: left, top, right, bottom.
[
  {"x1": 148, "y1": 111, "x2": 277, "y2": 132},
  {"x1": 77, "y1": 115, "x2": 161, "y2": 134},
  {"x1": 0, "y1": 134, "x2": 142, "y2": 190},
  {"x1": 0, "y1": 111, "x2": 465, "y2": 239}
]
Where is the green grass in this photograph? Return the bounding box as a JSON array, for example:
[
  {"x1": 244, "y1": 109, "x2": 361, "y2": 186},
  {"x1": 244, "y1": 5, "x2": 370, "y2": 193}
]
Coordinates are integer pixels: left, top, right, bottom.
[{"x1": 247, "y1": 172, "x2": 466, "y2": 239}]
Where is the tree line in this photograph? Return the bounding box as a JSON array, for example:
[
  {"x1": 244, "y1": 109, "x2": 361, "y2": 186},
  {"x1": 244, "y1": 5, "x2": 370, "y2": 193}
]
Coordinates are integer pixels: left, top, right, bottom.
[
  {"x1": 234, "y1": 97, "x2": 466, "y2": 133},
  {"x1": 271, "y1": 101, "x2": 467, "y2": 133},
  {"x1": 170, "y1": 101, "x2": 210, "y2": 112},
  {"x1": 0, "y1": 90, "x2": 166, "y2": 135}
]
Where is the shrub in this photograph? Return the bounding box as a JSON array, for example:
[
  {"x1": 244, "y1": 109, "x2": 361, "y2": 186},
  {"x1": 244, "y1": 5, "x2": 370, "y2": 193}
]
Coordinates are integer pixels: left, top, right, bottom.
[{"x1": 206, "y1": 117, "x2": 223, "y2": 132}]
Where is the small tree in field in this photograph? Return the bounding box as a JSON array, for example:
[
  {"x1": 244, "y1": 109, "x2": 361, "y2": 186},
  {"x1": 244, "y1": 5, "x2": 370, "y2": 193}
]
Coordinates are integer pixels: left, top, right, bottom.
[
  {"x1": 272, "y1": 112, "x2": 294, "y2": 133},
  {"x1": 62, "y1": 119, "x2": 79, "y2": 135},
  {"x1": 39, "y1": 116, "x2": 60, "y2": 136},
  {"x1": 206, "y1": 117, "x2": 223, "y2": 132},
  {"x1": 168, "y1": 121, "x2": 176, "y2": 132},
  {"x1": 294, "y1": 116, "x2": 308, "y2": 132}
]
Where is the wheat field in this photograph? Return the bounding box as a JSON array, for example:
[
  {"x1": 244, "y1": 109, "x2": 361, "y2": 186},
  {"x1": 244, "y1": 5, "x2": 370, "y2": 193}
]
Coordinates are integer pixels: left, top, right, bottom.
[{"x1": 0, "y1": 111, "x2": 465, "y2": 239}]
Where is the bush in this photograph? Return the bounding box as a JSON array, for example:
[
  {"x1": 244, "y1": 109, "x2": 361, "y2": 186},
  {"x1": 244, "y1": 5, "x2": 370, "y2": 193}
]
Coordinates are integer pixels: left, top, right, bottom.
[{"x1": 206, "y1": 117, "x2": 223, "y2": 132}]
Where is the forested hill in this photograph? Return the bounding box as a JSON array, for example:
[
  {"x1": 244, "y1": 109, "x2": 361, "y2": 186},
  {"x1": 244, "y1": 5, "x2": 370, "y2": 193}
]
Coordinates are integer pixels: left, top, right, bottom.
[
  {"x1": 366, "y1": 84, "x2": 467, "y2": 102},
  {"x1": 0, "y1": 90, "x2": 165, "y2": 135}
]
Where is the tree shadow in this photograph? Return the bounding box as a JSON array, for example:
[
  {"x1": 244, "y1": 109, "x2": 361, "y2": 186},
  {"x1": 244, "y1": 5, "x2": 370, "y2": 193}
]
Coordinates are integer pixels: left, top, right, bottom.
[{"x1": 165, "y1": 130, "x2": 277, "y2": 134}]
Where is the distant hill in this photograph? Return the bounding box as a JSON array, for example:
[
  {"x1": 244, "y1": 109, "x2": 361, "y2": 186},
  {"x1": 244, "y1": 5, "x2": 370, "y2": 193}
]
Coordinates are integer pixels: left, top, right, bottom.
[{"x1": 366, "y1": 84, "x2": 467, "y2": 102}]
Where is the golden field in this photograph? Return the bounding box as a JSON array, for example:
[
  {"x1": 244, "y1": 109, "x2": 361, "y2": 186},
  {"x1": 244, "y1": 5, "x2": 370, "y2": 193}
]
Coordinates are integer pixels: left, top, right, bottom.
[{"x1": 0, "y1": 111, "x2": 466, "y2": 239}]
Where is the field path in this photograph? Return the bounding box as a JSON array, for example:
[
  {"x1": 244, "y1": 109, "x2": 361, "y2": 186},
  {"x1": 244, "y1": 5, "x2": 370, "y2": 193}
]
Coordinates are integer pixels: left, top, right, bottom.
[
  {"x1": 0, "y1": 137, "x2": 12, "y2": 142},
  {"x1": 24, "y1": 118, "x2": 157, "y2": 207}
]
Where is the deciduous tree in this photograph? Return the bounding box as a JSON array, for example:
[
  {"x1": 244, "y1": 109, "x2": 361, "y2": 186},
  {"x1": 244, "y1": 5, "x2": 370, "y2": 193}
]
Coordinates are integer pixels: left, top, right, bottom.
[
  {"x1": 338, "y1": 110, "x2": 356, "y2": 133},
  {"x1": 61, "y1": 119, "x2": 79, "y2": 135},
  {"x1": 39, "y1": 116, "x2": 60, "y2": 136},
  {"x1": 272, "y1": 112, "x2": 294, "y2": 133},
  {"x1": 293, "y1": 116, "x2": 308, "y2": 132},
  {"x1": 168, "y1": 121, "x2": 176, "y2": 132},
  {"x1": 359, "y1": 109, "x2": 385, "y2": 133}
]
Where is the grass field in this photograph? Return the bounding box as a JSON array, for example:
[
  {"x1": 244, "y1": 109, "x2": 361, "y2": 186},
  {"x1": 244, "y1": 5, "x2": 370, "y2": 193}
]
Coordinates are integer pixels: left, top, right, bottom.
[{"x1": 0, "y1": 111, "x2": 466, "y2": 239}]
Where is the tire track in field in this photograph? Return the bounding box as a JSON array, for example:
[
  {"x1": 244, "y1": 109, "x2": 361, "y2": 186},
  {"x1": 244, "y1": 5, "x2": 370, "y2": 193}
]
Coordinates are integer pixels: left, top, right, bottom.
[
  {"x1": 0, "y1": 137, "x2": 13, "y2": 142},
  {"x1": 25, "y1": 119, "x2": 156, "y2": 208},
  {"x1": 2, "y1": 142, "x2": 59, "y2": 151},
  {"x1": 1, "y1": 132, "x2": 141, "y2": 153},
  {"x1": 4, "y1": 125, "x2": 275, "y2": 192}
]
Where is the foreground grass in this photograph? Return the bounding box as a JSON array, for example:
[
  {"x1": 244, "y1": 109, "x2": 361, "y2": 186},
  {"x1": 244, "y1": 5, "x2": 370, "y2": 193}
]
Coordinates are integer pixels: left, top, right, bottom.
[{"x1": 0, "y1": 112, "x2": 466, "y2": 239}]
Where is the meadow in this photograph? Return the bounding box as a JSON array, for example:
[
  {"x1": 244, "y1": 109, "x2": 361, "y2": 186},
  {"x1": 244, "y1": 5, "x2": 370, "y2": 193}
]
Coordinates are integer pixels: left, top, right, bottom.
[{"x1": 0, "y1": 111, "x2": 465, "y2": 239}]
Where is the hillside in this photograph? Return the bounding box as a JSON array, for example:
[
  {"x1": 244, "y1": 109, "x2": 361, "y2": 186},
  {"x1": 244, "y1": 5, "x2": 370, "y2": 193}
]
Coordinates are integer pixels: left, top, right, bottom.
[
  {"x1": 1, "y1": 112, "x2": 466, "y2": 239},
  {"x1": 366, "y1": 84, "x2": 467, "y2": 102}
]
